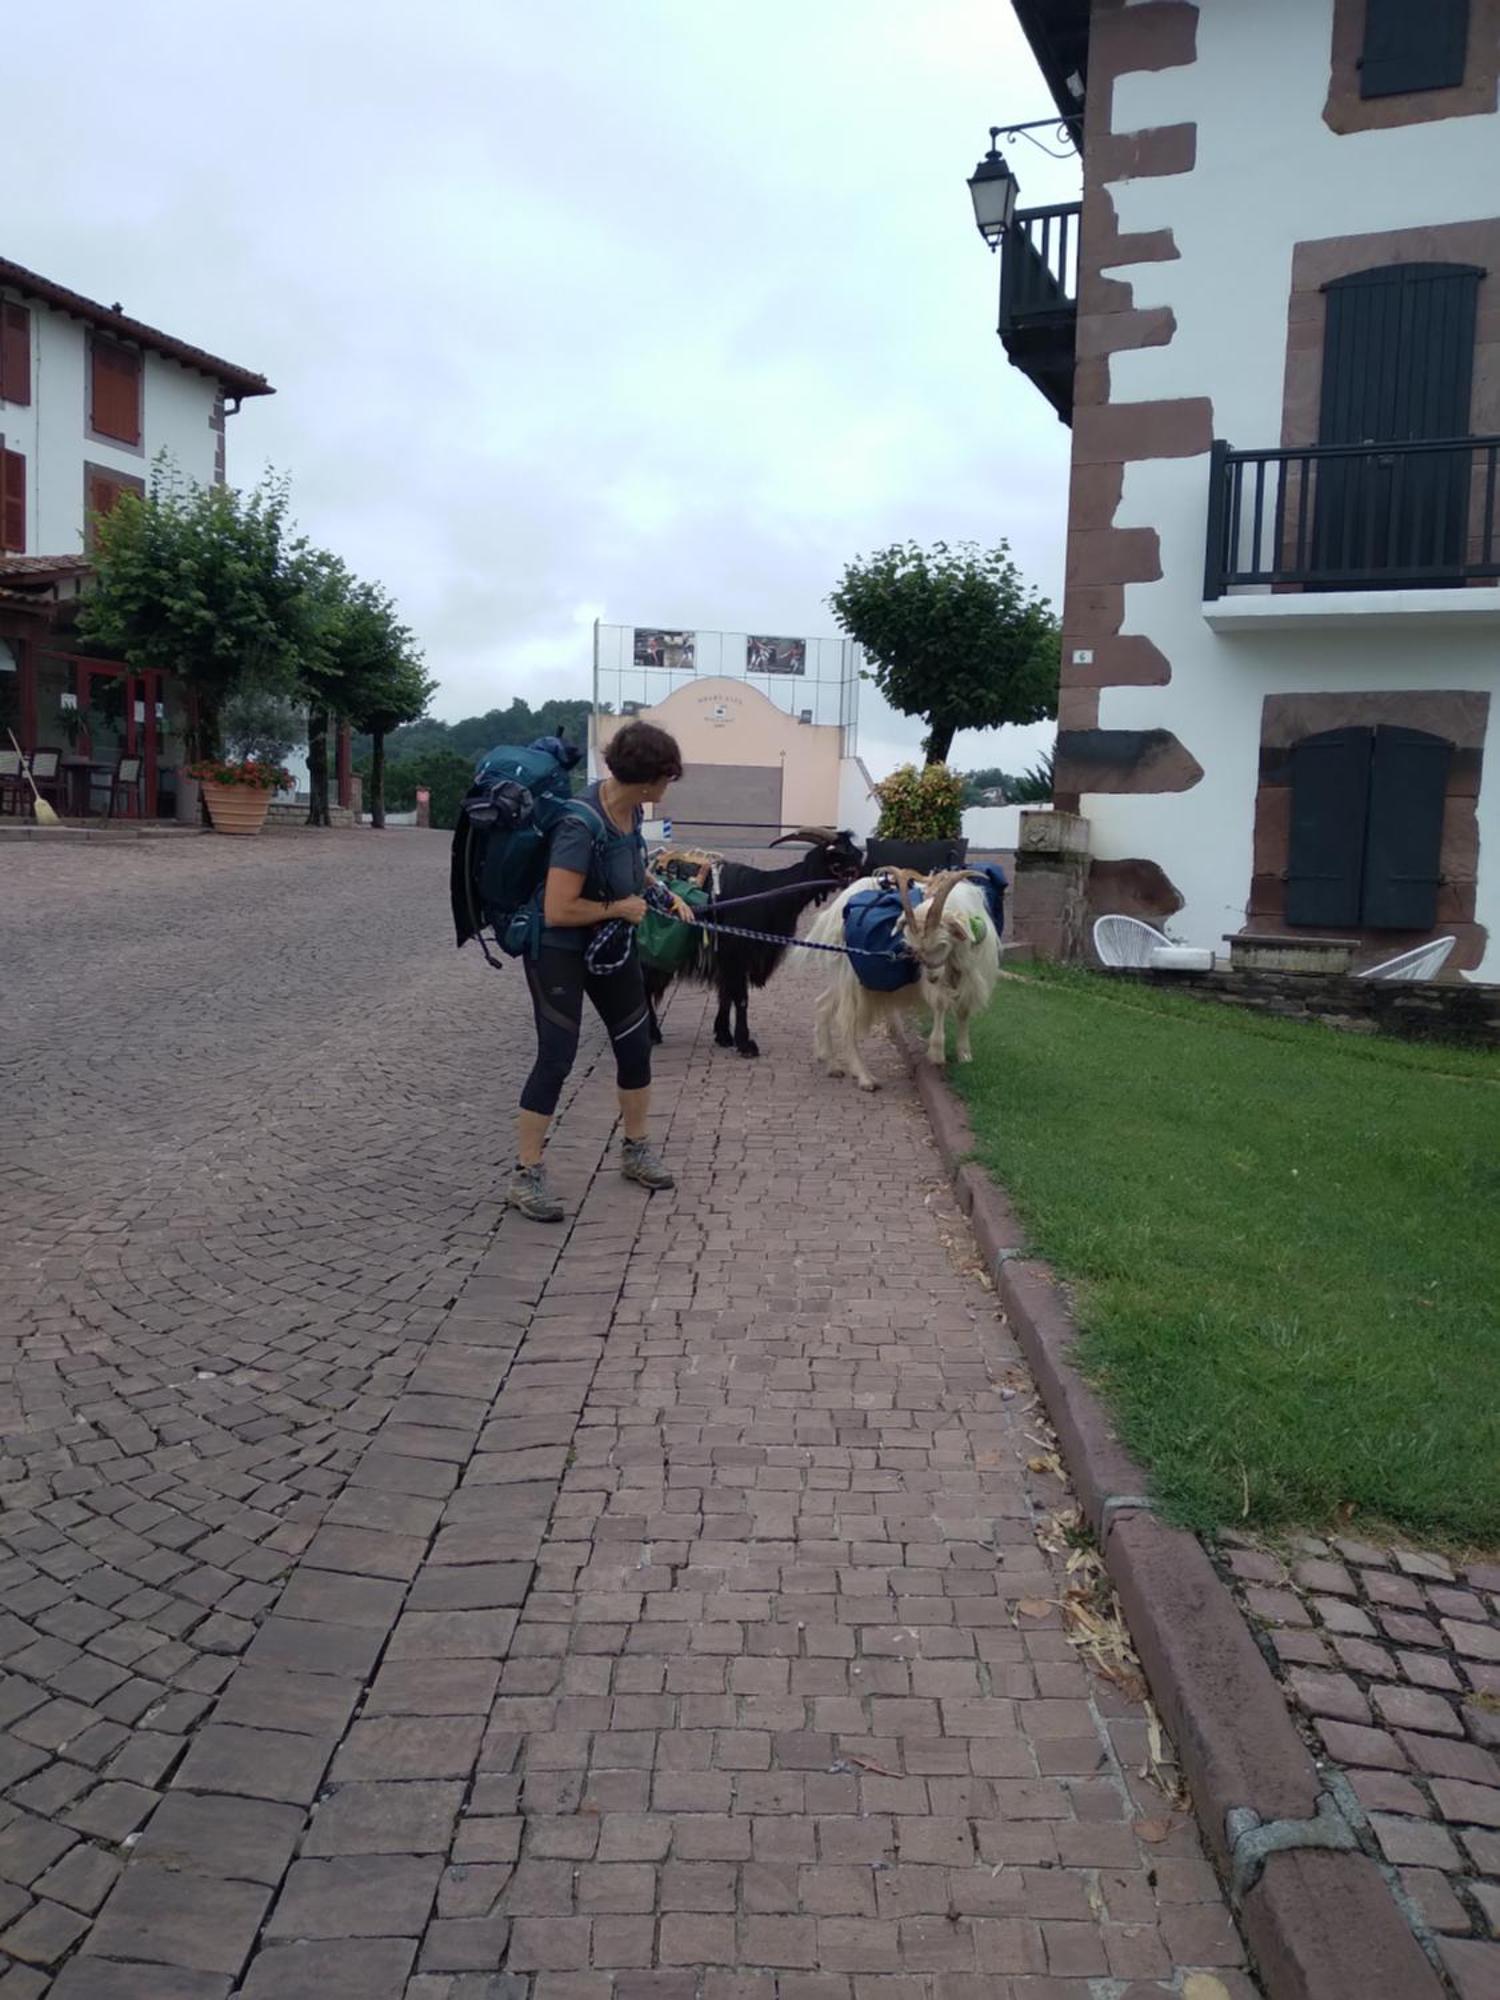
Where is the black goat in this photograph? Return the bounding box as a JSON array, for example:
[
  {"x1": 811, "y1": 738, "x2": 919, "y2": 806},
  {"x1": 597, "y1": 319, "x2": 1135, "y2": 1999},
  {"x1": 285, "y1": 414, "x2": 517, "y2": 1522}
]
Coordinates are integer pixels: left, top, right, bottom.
[{"x1": 644, "y1": 829, "x2": 865, "y2": 1057}]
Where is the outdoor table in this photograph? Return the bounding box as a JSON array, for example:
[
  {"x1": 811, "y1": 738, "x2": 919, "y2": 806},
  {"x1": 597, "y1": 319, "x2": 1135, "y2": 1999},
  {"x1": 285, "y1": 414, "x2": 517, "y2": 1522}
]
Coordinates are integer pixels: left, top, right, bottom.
[{"x1": 60, "y1": 757, "x2": 116, "y2": 816}]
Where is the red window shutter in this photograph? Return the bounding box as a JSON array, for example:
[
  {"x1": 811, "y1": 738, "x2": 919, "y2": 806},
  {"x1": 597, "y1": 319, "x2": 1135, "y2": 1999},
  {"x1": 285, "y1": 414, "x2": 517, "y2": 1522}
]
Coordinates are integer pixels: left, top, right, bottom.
[
  {"x1": 86, "y1": 472, "x2": 114, "y2": 551},
  {"x1": 84, "y1": 466, "x2": 143, "y2": 550},
  {"x1": 0, "y1": 304, "x2": 30, "y2": 406},
  {"x1": 1, "y1": 448, "x2": 25, "y2": 553},
  {"x1": 90, "y1": 340, "x2": 142, "y2": 445}
]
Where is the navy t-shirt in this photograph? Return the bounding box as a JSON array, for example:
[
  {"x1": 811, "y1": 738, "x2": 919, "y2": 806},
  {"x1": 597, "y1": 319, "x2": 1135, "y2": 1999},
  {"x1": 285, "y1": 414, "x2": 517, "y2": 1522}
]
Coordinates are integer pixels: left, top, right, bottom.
[{"x1": 541, "y1": 783, "x2": 646, "y2": 954}]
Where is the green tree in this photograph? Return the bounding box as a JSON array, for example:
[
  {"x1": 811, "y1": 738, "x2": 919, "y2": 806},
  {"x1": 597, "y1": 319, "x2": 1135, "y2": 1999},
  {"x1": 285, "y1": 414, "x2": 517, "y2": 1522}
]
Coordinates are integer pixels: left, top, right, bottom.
[
  {"x1": 829, "y1": 540, "x2": 1059, "y2": 768},
  {"x1": 370, "y1": 748, "x2": 473, "y2": 830},
  {"x1": 80, "y1": 461, "x2": 310, "y2": 759},
  {"x1": 339, "y1": 586, "x2": 435, "y2": 828},
  {"x1": 292, "y1": 550, "x2": 358, "y2": 828},
  {"x1": 221, "y1": 681, "x2": 304, "y2": 766},
  {"x1": 355, "y1": 697, "x2": 597, "y2": 799},
  {"x1": 960, "y1": 765, "x2": 1018, "y2": 806}
]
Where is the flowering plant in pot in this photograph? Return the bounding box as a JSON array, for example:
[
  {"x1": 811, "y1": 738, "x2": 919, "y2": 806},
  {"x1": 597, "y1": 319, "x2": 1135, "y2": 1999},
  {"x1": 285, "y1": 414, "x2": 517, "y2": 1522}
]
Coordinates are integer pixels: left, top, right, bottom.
[{"x1": 185, "y1": 756, "x2": 293, "y2": 836}]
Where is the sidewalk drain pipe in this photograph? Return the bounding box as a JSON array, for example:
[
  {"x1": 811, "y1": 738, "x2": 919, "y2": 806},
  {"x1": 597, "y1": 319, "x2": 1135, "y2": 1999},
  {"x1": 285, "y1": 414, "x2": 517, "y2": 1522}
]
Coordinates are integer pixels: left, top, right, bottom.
[{"x1": 1224, "y1": 1791, "x2": 1359, "y2": 1904}]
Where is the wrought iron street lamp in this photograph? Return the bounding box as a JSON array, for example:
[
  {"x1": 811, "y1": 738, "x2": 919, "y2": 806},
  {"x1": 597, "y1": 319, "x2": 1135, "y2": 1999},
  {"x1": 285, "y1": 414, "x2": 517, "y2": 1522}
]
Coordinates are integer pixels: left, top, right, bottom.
[{"x1": 967, "y1": 130, "x2": 1019, "y2": 250}]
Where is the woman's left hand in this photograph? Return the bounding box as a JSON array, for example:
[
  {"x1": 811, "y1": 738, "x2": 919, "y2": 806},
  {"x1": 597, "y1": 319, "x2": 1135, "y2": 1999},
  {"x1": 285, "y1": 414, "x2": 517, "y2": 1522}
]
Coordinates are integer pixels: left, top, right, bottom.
[{"x1": 669, "y1": 894, "x2": 695, "y2": 923}]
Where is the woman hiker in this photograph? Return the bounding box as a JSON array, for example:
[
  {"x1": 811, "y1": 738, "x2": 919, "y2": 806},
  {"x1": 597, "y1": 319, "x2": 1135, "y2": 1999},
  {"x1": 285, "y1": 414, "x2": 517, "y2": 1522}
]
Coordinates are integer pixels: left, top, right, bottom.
[{"x1": 509, "y1": 720, "x2": 687, "y2": 1223}]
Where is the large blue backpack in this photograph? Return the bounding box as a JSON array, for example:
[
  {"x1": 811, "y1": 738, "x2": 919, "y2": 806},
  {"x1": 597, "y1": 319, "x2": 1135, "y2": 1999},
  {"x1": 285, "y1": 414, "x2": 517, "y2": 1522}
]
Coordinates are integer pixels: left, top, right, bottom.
[
  {"x1": 450, "y1": 736, "x2": 606, "y2": 964},
  {"x1": 841, "y1": 865, "x2": 1008, "y2": 993},
  {"x1": 842, "y1": 881, "x2": 925, "y2": 992}
]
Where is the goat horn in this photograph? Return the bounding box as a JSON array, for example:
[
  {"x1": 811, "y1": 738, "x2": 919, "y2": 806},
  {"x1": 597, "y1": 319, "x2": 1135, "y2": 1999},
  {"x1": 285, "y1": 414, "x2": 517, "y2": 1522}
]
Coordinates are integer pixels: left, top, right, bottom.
[
  {"x1": 927, "y1": 870, "x2": 989, "y2": 926},
  {"x1": 886, "y1": 866, "x2": 922, "y2": 923},
  {"x1": 925, "y1": 870, "x2": 966, "y2": 925},
  {"x1": 768, "y1": 826, "x2": 837, "y2": 847}
]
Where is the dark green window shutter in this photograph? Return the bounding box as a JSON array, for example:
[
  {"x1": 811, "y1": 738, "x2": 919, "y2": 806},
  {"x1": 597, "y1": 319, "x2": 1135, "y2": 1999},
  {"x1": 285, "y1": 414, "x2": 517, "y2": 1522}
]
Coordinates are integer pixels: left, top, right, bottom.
[
  {"x1": 1287, "y1": 728, "x2": 1371, "y2": 928},
  {"x1": 1361, "y1": 0, "x2": 1469, "y2": 98},
  {"x1": 1361, "y1": 726, "x2": 1450, "y2": 929}
]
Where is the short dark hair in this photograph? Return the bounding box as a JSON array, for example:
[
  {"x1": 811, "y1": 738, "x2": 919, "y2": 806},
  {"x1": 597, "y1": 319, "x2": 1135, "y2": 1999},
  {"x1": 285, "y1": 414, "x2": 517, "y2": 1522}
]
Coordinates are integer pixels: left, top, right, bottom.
[{"x1": 605, "y1": 721, "x2": 683, "y2": 786}]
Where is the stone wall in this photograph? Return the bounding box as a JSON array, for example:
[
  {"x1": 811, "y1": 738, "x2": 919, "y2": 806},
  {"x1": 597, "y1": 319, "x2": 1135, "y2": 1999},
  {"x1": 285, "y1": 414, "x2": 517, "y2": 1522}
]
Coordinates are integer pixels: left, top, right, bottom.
[{"x1": 1109, "y1": 966, "x2": 1500, "y2": 1048}]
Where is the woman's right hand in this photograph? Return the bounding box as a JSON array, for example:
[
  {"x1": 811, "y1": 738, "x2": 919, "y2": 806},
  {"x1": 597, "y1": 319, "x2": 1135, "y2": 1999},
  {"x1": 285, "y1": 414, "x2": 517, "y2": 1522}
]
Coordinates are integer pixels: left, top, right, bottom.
[{"x1": 611, "y1": 896, "x2": 648, "y2": 926}]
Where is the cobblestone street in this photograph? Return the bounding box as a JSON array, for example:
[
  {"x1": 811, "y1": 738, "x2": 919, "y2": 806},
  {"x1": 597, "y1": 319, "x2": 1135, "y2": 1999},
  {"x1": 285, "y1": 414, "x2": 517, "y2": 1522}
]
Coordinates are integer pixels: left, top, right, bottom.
[{"x1": 0, "y1": 834, "x2": 1251, "y2": 1998}]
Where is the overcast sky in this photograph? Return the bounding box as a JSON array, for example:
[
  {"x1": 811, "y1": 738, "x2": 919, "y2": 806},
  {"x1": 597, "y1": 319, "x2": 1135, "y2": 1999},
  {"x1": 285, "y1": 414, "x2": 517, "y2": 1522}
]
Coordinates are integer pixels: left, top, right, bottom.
[{"x1": 18, "y1": 0, "x2": 1078, "y2": 778}]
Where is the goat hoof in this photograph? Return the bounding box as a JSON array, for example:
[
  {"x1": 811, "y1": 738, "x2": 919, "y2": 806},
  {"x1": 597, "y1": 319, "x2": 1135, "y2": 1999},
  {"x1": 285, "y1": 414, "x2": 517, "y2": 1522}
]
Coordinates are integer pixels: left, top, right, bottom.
[
  {"x1": 713, "y1": 1028, "x2": 735, "y2": 1048},
  {"x1": 956, "y1": 1049, "x2": 972, "y2": 1064},
  {"x1": 857, "y1": 1078, "x2": 881, "y2": 1093},
  {"x1": 736, "y1": 1040, "x2": 760, "y2": 1059},
  {"x1": 648, "y1": 1023, "x2": 663, "y2": 1046}
]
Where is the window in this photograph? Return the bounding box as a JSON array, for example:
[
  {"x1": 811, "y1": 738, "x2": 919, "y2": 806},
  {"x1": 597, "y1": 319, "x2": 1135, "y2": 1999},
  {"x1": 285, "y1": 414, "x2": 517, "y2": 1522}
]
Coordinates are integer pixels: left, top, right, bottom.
[
  {"x1": 1312, "y1": 262, "x2": 1481, "y2": 582},
  {"x1": 84, "y1": 463, "x2": 146, "y2": 551},
  {"x1": 89, "y1": 337, "x2": 143, "y2": 446},
  {"x1": 0, "y1": 303, "x2": 29, "y2": 406},
  {"x1": 1, "y1": 444, "x2": 24, "y2": 552},
  {"x1": 1286, "y1": 725, "x2": 1451, "y2": 929},
  {"x1": 1361, "y1": 0, "x2": 1469, "y2": 97}
]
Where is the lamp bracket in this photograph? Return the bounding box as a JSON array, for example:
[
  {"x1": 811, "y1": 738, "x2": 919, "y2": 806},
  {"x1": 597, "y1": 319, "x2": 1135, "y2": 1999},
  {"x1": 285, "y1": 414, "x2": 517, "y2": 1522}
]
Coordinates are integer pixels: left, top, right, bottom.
[{"x1": 992, "y1": 114, "x2": 1082, "y2": 161}]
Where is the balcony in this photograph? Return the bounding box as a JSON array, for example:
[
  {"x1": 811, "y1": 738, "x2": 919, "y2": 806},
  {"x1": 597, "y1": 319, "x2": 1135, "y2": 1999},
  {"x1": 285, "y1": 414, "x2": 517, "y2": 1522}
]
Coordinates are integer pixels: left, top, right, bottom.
[
  {"x1": 1204, "y1": 435, "x2": 1500, "y2": 628},
  {"x1": 998, "y1": 203, "x2": 1080, "y2": 424}
]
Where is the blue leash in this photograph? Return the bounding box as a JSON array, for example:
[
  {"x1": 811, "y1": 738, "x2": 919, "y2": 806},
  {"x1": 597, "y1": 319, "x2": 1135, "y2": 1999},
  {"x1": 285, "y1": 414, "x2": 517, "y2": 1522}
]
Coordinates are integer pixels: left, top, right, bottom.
[{"x1": 585, "y1": 906, "x2": 910, "y2": 975}]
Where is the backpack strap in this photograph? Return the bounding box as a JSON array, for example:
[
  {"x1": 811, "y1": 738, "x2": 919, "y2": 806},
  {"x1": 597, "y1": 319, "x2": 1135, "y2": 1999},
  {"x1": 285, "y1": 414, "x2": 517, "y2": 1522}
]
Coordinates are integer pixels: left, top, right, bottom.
[
  {"x1": 562, "y1": 795, "x2": 609, "y2": 841},
  {"x1": 556, "y1": 796, "x2": 613, "y2": 905}
]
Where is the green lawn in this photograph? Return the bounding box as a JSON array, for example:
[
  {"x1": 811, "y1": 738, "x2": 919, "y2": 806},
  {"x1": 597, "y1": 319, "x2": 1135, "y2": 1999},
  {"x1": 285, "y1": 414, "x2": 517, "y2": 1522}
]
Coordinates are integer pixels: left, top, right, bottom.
[{"x1": 952, "y1": 965, "x2": 1500, "y2": 1546}]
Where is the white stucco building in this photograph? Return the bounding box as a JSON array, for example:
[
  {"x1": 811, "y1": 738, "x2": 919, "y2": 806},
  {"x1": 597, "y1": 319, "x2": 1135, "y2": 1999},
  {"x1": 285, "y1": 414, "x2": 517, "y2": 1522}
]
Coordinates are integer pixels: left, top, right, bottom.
[
  {"x1": 0, "y1": 256, "x2": 276, "y2": 818},
  {"x1": 996, "y1": 0, "x2": 1500, "y2": 978},
  {"x1": 0, "y1": 254, "x2": 270, "y2": 557},
  {"x1": 590, "y1": 623, "x2": 879, "y2": 846}
]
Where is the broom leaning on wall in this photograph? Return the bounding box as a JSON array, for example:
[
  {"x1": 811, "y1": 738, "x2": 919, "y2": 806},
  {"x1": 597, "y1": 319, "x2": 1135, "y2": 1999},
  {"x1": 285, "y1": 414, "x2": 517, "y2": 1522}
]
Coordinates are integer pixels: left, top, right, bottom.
[{"x1": 7, "y1": 731, "x2": 66, "y2": 827}]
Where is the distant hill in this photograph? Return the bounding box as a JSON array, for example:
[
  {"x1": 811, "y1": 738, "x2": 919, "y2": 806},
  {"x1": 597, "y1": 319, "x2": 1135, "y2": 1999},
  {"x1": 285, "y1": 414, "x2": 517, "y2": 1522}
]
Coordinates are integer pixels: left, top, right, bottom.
[
  {"x1": 354, "y1": 696, "x2": 594, "y2": 769},
  {"x1": 352, "y1": 696, "x2": 597, "y2": 829}
]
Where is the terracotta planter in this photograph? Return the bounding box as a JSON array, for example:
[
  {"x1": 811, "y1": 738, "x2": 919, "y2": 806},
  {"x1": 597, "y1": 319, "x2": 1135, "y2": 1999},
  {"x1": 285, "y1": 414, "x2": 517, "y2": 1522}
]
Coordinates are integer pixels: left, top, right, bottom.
[{"x1": 200, "y1": 781, "x2": 274, "y2": 837}]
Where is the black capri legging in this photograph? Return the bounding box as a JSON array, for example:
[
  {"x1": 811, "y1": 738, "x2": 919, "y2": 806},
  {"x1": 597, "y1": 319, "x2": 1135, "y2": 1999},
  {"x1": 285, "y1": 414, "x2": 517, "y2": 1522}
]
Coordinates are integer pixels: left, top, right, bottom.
[{"x1": 520, "y1": 943, "x2": 654, "y2": 1116}]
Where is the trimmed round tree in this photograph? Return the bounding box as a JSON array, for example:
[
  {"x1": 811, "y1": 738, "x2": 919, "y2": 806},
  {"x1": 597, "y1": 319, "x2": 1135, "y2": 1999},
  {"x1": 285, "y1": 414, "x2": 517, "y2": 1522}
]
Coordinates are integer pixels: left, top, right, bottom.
[{"x1": 829, "y1": 540, "x2": 1059, "y2": 768}]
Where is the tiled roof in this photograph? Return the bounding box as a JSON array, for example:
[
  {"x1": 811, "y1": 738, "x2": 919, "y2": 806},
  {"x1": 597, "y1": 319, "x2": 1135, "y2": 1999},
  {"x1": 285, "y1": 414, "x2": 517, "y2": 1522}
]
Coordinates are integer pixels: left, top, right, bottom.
[
  {"x1": 0, "y1": 256, "x2": 272, "y2": 398},
  {"x1": 0, "y1": 554, "x2": 91, "y2": 577}
]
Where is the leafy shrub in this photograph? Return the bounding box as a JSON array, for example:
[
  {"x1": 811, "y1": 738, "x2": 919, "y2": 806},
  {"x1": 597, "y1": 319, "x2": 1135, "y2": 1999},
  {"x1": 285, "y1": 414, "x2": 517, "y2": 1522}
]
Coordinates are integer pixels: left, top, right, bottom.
[
  {"x1": 1008, "y1": 748, "x2": 1054, "y2": 805},
  {"x1": 873, "y1": 762, "x2": 965, "y2": 842}
]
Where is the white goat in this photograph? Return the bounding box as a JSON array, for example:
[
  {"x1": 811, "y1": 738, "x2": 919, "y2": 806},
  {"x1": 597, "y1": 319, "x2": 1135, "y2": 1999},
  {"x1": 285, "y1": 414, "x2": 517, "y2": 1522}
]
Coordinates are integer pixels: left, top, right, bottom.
[{"x1": 806, "y1": 870, "x2": 1001, "y2": 1090}]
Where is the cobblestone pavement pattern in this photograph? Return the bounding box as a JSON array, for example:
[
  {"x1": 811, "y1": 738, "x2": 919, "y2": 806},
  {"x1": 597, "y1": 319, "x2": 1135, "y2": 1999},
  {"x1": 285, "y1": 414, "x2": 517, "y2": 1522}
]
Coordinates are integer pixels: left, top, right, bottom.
[
  {"x1": 1, "y1": 835, "x2": 1254, "y2": 1998},
  {"x1": 1221, "y1": 1533, "x2": 1500, "y2": 1994}
]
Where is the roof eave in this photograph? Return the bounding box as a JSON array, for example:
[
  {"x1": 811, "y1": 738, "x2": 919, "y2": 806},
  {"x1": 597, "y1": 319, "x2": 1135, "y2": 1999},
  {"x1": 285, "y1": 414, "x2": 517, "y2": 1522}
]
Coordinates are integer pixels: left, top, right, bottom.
[
  {"x1": 0, "y1": 256, "x2": 273, "y2": 399},
  {"x1": 1009, "y1": 0, "x2": 1091, "y2": 127}
]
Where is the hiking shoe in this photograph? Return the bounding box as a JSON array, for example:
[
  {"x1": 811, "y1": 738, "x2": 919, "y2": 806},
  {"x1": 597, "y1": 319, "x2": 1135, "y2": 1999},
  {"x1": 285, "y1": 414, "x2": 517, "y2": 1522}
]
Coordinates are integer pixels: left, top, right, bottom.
[
  {"x1": 621, "y1": 1139, "x2": 675, "y2": 1191},
  {"x1": 507, "y1": 1163, "x2": 565, "y2": 1222}
]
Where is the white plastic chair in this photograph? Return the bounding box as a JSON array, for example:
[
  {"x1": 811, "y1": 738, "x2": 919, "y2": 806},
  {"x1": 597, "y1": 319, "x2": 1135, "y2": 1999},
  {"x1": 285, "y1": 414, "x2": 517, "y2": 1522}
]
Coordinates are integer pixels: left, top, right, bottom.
[
  {"x1": 1355, "y1": 937, "x2": 1456, "y2": 983},
  {"x1": 1093, "y1": 915, "x2": 1171, "y2": 968}
]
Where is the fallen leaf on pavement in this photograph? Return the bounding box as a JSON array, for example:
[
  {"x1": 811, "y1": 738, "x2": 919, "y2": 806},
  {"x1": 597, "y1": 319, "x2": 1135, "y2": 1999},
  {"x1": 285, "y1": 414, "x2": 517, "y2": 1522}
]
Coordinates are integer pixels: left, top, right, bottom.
[
  {"x1": 1027, "y1": 1452, "x2": 1065, "y2": 1478},
  {"x1": 1016, "y1": 1599, "x2": 1054, "y2": 1619},
  {"x1": 1134, "y1": 1817, "x2": 1177, "y2": 1844},
  {"x1": 1183, "y1": 1978, "x2": 1234, "y2": 2000},
  {"x1": 846, "y1": 1753, "x2": 898, "y2": 1778}
]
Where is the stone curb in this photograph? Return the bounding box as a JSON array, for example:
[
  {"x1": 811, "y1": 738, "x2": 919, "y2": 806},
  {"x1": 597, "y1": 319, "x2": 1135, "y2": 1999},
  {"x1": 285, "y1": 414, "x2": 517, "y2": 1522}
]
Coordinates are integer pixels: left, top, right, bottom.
[
  {"x1": 905, "y1": 1048, "x2": 1445, "y2": 2000},
  {"x1": 0, "y1": 823, "x2": 206, "y2": 841}
]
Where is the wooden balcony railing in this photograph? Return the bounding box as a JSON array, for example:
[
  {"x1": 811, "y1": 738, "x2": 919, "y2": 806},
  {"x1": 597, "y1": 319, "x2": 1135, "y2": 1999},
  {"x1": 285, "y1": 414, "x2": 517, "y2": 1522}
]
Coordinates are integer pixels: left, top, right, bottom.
[{"x1": 1204, "y1": 434, "x2": 1500, "y2": 597}]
